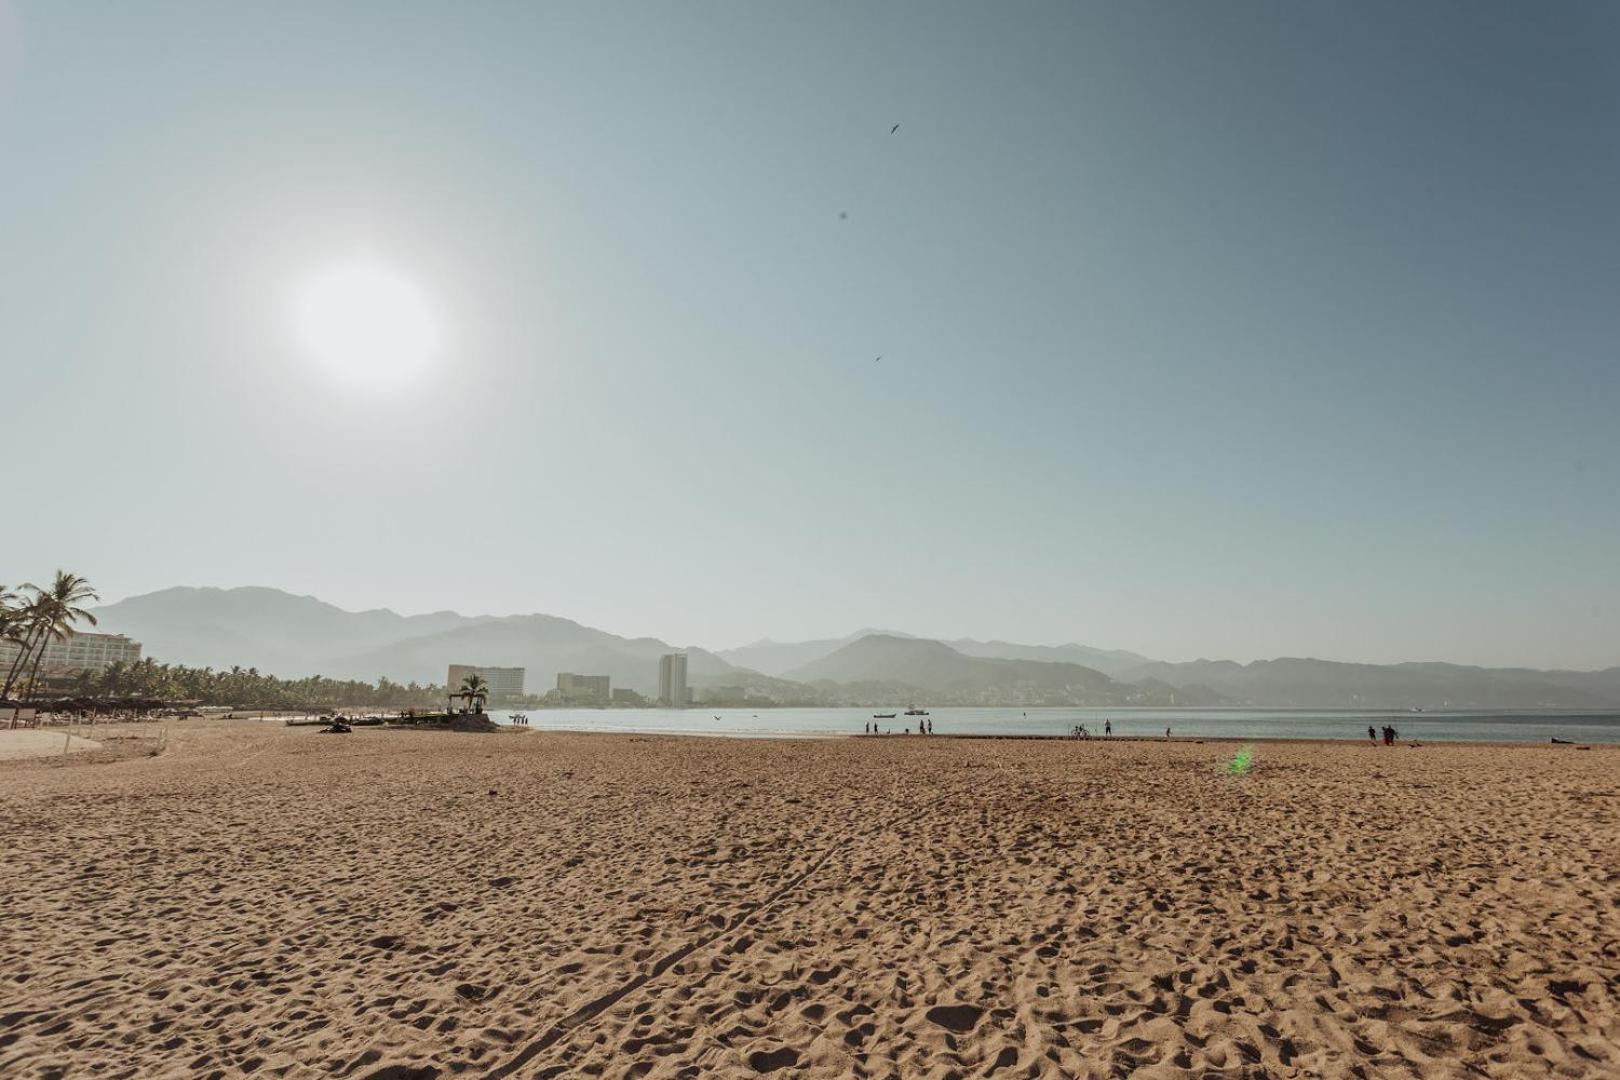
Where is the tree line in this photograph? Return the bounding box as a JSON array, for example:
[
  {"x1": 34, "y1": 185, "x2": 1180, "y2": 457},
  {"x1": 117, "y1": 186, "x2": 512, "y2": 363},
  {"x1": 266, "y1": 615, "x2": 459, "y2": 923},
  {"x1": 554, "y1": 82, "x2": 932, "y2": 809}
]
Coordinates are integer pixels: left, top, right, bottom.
[{"x1": 70, "y1": 659, "x2": 449, "y2": 711}]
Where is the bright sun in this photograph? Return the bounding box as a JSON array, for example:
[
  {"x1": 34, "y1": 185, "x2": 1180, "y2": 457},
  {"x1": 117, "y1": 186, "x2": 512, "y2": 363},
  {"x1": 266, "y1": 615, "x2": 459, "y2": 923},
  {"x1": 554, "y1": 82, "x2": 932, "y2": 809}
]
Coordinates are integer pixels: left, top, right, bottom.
[{"x1": 297, "y1": 261, "x2": 439, "y2": 382}]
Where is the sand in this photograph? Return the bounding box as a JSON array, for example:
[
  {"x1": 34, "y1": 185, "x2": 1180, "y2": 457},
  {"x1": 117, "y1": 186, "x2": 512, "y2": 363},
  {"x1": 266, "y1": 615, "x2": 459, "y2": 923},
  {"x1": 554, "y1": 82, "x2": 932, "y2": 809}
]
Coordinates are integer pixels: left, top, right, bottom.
[
  {"x1": 2, "y1": 722, "x2": 1617, "y2": 1079},
  {"x1": 0, "y1": 729, "x2": 102, "y2": 761}
]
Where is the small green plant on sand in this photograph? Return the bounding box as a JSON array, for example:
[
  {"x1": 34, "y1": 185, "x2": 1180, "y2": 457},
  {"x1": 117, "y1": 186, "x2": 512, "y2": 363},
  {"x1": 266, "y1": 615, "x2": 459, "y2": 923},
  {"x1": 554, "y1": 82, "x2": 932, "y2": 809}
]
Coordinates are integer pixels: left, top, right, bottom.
[{"x1": 1226, "y1": 745, "x2": 1256, "y2": 776}]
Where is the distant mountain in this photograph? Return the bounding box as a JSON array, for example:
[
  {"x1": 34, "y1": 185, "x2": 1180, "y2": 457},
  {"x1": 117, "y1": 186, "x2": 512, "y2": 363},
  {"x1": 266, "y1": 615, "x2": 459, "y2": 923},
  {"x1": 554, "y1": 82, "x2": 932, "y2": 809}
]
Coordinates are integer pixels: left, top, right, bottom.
[
  {"x1": 324, "y1": 614, "x2": 743, "y2": 695},
  {"x1": 719, "y1": 630, "x2": 1152, "y2": 679},
  {"x1": 94, "y1": 586, "x2": 1620, "y2": 708},
  {"x1": 945, "y1": 639, "x2": 1155, "y2": 678},
  {"x1": 783, "y1": 634, "x2": 1180, "y2": 706},
  {"x1": 1120, "y1": 657, "x2": 1620, "y2": 708},
  {"x1": 93, "y1": 586, "x2": 490, "y2": 676},
  {"x1": 715, "y1": 629, "x2": 913, "y2": 676},
  {"x1": 93, "y1": 586, "x2": 746, "y2": 694}
]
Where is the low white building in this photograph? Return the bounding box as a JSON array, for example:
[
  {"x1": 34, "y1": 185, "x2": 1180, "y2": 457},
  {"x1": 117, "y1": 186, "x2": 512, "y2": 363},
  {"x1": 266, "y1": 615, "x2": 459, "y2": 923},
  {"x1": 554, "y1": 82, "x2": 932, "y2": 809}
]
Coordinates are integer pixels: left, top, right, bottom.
[
  {"x1": 0, "y1": 631, "x2": 142, "y2": 675},
  {"x1": 446, "y1": 664, "x2": 526, "y2": 702}
]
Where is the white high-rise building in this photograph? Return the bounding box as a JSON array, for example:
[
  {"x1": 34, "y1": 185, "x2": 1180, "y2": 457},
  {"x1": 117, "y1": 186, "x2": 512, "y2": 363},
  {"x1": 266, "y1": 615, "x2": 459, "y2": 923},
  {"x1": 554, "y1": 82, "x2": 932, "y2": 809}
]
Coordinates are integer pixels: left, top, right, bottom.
[{"x1": 657, "y1": 653, "x2": 688, "y2": 708}]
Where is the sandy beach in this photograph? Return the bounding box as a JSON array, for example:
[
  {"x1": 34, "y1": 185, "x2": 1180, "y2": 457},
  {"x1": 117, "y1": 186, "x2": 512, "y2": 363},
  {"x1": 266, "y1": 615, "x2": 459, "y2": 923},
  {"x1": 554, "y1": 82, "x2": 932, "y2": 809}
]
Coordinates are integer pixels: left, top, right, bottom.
[
  {"x1": 2, "y1": 722, "x2": 1616, "y2": 1078},
  {"x1": 0, "y1": 729, "x2": 102, "y2": 761}
]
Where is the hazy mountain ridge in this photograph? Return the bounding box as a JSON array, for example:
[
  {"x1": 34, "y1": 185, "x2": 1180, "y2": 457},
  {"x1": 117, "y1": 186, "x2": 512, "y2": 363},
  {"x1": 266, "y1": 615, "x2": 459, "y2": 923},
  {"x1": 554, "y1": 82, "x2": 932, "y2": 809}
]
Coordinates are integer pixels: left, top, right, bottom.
[
  {"x1": 1121, "y1": 657, "x2": 1620, "y2": 708},
  {"x1": 945, "y1": 638, "x2": 1155, "y2": 678},
  {"x1": 718, "y1": 631, "x2": 1149, "y2": 678},
  {"x1": 324, "y1": 613, "x2": 745, "y2": 694},
  {"x1": 93, "y1": 586, "x2": 493, "y2": 676},
  {"x1": 786, "y1": 635, "x2": 1194, "y2": 707},
  {"x1": 91, "y1": 586, "x2": 1620, "y2": 707},
  {"x1": 714, "y1": 630, "x2": 914, "y2": 676},
  {"x1": 94, "y1": 587, "x2": 743, "y2": 695}
]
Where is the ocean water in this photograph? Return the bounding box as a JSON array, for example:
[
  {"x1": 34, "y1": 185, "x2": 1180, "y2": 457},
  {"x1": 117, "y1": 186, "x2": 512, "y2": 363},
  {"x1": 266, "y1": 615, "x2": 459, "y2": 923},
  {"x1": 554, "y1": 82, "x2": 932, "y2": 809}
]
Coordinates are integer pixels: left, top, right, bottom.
[{"x1": 488, "y1": 707, "x2": 1620, "y2": 745}]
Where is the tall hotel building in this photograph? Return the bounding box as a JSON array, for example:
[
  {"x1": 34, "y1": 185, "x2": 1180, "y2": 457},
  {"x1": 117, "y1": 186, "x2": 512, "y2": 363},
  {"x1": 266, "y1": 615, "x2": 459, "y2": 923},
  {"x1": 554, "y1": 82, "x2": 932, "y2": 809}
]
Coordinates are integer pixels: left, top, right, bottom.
[{"x1": 657, "y1": 653, "x2": 688, "y2": 708}]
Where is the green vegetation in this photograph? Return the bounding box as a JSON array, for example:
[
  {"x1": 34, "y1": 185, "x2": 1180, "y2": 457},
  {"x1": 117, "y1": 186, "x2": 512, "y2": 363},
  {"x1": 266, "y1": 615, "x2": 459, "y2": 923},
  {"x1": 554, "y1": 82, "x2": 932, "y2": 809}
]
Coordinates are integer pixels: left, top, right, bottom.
[
  {"x1": 68, "y1": 660, "x2": 448, "y2": 711},
  {"x1": 457, "y1": 672, "x2": 490, "y2": 713},
  {"x1": 2, "y1": 571, "x2": 101, "y2": 702}
]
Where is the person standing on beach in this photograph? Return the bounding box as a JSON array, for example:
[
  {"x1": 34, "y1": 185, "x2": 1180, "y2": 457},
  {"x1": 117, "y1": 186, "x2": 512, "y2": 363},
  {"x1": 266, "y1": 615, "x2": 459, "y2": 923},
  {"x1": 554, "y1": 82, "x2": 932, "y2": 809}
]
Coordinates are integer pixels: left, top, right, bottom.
[
  {"x1": 1165, "y1": 726, "x2": 1171, "y2": 741},
  {"x1": 1368, "y1": 725, "x2": 1377, "y2": 745},
  {"x1": 1104, "y1": 719, "x2": 1112, "y2": 737}
]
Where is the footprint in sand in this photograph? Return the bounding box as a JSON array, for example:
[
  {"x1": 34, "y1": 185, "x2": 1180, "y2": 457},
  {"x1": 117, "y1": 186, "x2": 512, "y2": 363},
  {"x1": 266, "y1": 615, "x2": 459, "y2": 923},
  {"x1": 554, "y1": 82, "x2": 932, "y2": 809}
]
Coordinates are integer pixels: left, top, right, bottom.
[
  {"x1": 925, "y1": 1003, "x2": 985, "y2": 1033},
  {"x1": 746, "y1": 1046, "x2": 800, "y2": 1072}
]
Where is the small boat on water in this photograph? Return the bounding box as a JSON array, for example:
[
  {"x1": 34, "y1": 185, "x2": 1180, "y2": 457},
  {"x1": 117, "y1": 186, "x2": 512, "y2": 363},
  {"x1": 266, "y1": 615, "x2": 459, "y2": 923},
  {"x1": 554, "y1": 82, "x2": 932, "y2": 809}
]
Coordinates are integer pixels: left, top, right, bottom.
[
  {"x1": 904, "y1": 706, "x2": 929, "y2": 716},
  {"x1": 873, "y1": 712, "x2": 897, "y2": 719}
]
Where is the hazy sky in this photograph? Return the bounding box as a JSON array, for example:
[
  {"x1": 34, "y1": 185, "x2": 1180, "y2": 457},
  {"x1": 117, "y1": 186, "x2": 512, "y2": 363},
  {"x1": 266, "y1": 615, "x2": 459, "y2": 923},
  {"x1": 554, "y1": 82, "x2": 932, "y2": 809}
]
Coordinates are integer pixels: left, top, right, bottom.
[{"x1": 3, "y1": 1, "x2": 1617, "y2": 668}]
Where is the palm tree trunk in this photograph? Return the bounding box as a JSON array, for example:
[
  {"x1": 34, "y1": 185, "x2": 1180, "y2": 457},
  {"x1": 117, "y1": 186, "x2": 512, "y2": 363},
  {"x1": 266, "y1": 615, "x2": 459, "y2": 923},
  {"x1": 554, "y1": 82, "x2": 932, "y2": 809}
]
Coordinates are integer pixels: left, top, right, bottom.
[
  {"x1": 21, "y1": 634, "x2": 55, "y2": 703},
  {"x1": 2, "y1": 622, "x2": 44, "y2": 700}
]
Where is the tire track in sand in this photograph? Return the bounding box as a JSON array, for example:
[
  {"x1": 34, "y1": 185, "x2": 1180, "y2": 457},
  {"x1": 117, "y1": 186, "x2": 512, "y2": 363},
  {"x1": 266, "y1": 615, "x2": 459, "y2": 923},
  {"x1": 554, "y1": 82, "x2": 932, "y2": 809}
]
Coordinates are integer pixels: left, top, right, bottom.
[{"x1": 487, "y1": 841, "x2": 838, "y2": 1079}]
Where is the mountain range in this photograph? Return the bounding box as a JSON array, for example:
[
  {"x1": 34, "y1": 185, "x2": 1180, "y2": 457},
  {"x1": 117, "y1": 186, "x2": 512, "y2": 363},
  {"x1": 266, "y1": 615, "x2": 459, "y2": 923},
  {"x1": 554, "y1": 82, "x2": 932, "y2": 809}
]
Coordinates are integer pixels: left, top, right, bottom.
[
  {"x1": 715, "y1": 634, "x2": 1153, "y2": 679},
  {"x1": 89, "y1": 586, "x2": 1620, "y2": 708},
  {"x1": 91, "y1": 587, "x2": 741, "y2": 696}
]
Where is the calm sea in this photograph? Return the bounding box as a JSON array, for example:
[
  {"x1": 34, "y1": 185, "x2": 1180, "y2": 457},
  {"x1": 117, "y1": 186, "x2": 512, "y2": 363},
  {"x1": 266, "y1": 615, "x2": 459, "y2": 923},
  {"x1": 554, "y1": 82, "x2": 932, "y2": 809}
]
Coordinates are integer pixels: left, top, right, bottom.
[{"x1": 489, "y1": 707, "x2": 1620, "y2": 745}]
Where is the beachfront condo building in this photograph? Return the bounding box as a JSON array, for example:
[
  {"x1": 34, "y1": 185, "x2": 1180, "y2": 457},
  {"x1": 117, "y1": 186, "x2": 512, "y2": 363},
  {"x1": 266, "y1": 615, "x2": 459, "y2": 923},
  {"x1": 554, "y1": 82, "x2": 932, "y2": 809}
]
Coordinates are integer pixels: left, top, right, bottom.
[
  {"x1": 556, "y1": 673, "x2": 611, "y2": 704},
  {"x1": 446, "y1": 664, "x2": 527, "y2": 703},
  {"x1": 0, "y1": 631, "x2": 142, "y2": 675},
  {"x1": 657, "y1": 653, "x2": 688, "y2": 708}
]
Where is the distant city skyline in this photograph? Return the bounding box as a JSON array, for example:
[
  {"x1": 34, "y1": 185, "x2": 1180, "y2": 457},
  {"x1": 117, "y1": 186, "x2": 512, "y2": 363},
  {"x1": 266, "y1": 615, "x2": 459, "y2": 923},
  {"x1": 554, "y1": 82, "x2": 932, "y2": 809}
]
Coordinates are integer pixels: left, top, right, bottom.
[{"x1": 5, "y1": 2, "x2": 1617, "y2": 670}]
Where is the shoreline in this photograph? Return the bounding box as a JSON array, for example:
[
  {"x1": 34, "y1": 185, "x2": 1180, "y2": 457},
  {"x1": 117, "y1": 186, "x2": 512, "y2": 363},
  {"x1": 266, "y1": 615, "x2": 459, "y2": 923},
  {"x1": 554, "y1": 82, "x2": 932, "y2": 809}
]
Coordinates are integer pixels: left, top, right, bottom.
[
  {"x1": 8, "y1": 711, "x2": 1613, "y2": 749},
  {"x1": 487, "y1": 724, "x2": 1614, "y2": 748}
]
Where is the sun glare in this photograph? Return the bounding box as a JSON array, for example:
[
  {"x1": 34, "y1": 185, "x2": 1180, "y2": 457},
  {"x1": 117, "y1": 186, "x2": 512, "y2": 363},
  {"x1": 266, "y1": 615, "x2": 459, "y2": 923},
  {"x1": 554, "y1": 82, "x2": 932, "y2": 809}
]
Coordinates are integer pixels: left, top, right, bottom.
[{"x1": 297, "y1": 262, "x2": 439, "y2": 382}]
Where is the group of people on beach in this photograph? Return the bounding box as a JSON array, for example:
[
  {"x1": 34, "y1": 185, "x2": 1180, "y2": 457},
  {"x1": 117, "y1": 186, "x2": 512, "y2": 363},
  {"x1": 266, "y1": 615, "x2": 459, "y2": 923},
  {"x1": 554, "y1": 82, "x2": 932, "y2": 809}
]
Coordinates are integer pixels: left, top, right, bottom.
[
  {"x1": 1070, "y1": 719, "x2": 1119, "y2": 739},
  {"x1": 865, "y1": 719, "x2": 933, "y2": 735},
  {"x1": 1370, "y1": 724, "x2": 1399, "y2": 745}
]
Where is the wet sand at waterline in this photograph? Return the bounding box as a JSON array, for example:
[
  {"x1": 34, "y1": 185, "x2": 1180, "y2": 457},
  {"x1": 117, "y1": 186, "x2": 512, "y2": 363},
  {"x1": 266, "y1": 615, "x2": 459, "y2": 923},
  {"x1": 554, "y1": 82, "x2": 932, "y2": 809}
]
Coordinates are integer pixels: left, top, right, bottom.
[{"x1": 3, "y1": 722, "x2": 1617, "y2": 1078}]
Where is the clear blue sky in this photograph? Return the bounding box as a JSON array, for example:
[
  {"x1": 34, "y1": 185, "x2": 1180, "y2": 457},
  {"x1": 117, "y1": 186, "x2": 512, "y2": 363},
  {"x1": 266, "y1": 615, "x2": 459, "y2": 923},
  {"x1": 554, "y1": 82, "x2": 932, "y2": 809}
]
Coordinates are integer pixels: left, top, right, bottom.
[{"x1": 3, "y1": 1, "x2": 1617, "y2": 668}]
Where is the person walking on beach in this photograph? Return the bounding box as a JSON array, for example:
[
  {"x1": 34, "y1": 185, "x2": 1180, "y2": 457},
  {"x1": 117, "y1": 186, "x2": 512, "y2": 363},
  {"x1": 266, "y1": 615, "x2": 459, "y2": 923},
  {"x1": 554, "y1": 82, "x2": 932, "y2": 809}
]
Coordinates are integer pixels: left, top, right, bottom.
[
  {"x1": 1104, "y1": 719, "x2": 1112, "y2": 737},
  {"x1": 1368, "y1": 725, "x2": 1377, "y2": 745},
  {"x1": 927, "y1": 718, "x2": 933, "y2": 735},
  {"x1": 1165, "y1": 726, "x2": 1172, "y2": 741}
]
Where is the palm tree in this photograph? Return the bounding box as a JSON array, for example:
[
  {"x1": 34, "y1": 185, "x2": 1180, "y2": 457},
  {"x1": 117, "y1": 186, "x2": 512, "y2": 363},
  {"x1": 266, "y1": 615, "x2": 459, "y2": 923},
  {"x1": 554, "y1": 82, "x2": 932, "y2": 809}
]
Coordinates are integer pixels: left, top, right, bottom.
[
  {"x1": 458, "y1": 672, "x2": 489, "y2": 713},
  {"x1": 0, "y1": 583, "x2": 18, "y2": 637},
  {"x1": 2, "y1": 583, "x2": 31, "y2": 686},
  {"x1": 2, "y1": 587, "x2": 49, "y2": 701},
  {"x1": 4, "y1": 571, "x2": 99, "y2": 703},
  {"x1": 1, "y1": 583, "x2": 27, "y2": 710}
]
